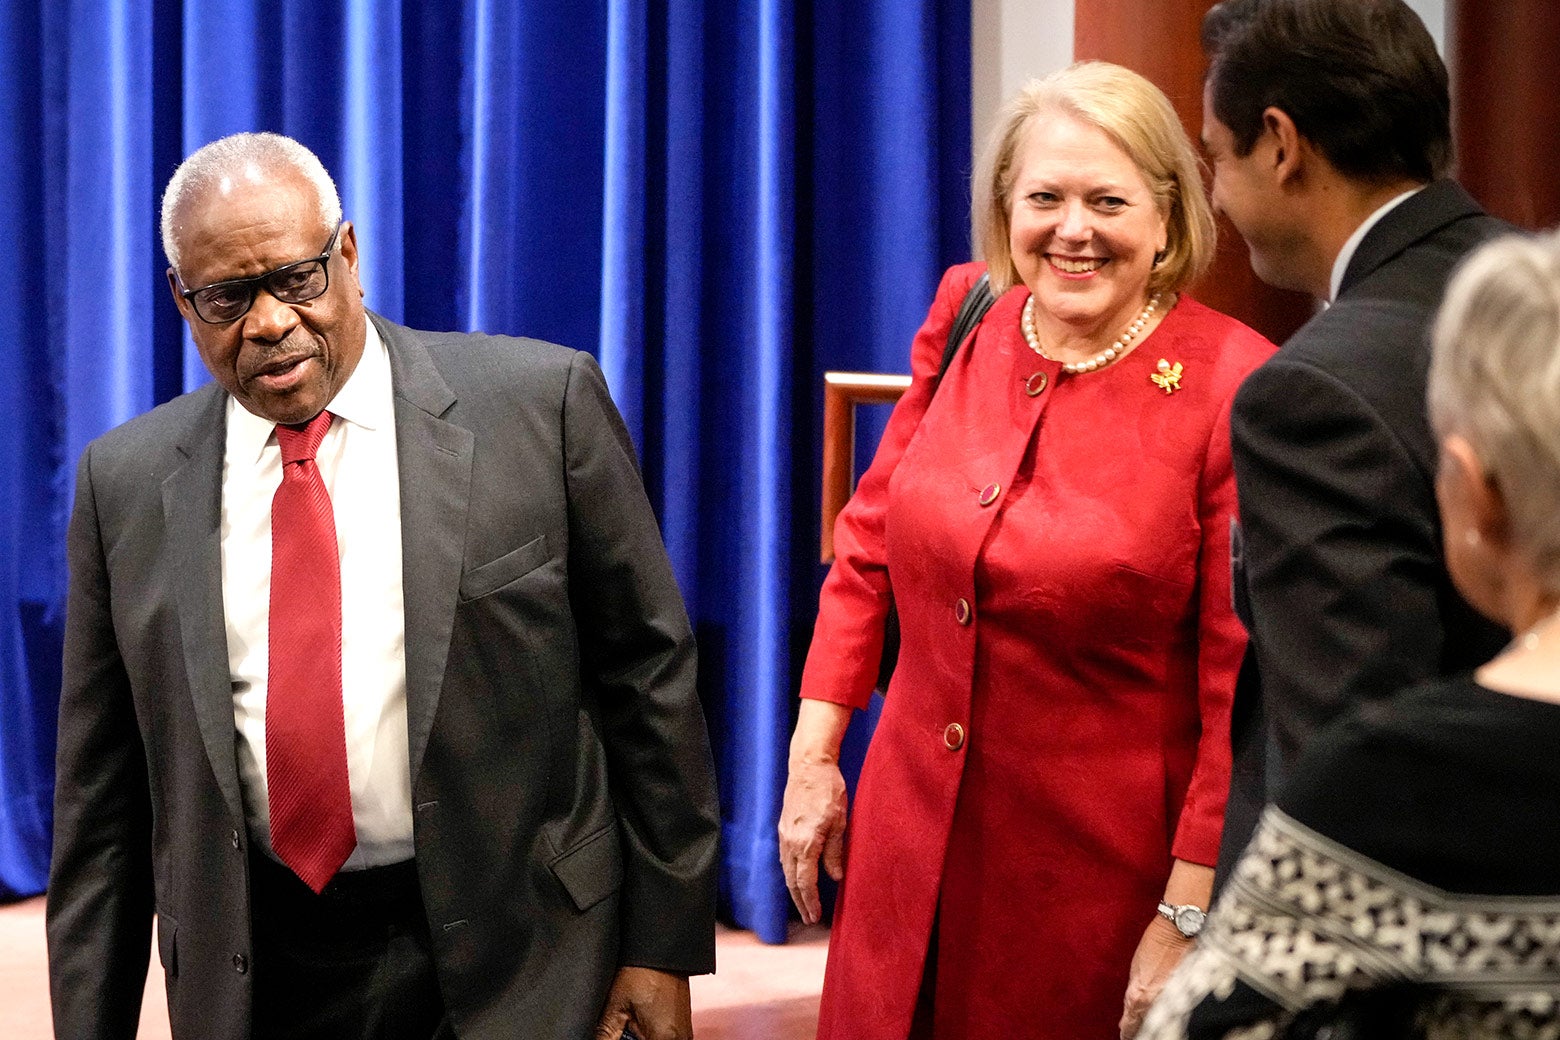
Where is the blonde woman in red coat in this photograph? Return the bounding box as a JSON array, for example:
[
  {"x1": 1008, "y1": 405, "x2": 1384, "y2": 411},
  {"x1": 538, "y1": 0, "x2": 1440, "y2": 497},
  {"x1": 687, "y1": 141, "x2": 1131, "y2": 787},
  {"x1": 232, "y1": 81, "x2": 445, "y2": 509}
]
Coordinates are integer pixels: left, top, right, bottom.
[{"x1": 780, "y1": 62, "x2": 1275, "y2": 1040}]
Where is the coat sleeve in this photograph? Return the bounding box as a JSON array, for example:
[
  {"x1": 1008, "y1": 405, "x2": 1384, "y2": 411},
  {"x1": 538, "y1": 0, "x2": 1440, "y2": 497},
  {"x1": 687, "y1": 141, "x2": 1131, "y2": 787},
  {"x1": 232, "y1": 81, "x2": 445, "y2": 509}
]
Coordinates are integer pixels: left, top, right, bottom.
[
  {"x1": 46, "y1": 442, "x2": 155, "y2": 1040},
  {"x1": 1172, "y1": 388, "x2": 1248, "y2": 864},
  {"x1": 1229, "y1": 352, "x2": 1446, "y2": 778},
  {"x1": 798, "y1": 263, "x2": 983, "y2": 710},
  {"x1": 559, "y1": 350, "x2": 719, "y2": 976}
]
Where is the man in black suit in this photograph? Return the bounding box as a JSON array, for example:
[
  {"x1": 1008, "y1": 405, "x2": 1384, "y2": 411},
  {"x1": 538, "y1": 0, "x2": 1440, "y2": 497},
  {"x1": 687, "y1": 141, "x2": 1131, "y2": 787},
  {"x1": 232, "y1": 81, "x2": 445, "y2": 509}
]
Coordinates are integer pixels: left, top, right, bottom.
[
  {"x1": 46, "y1": 132, "x2": 718, "y2": 1040},
  {"x1": 1199, "y1": 0, "x2": 1510, "y2": 881}
]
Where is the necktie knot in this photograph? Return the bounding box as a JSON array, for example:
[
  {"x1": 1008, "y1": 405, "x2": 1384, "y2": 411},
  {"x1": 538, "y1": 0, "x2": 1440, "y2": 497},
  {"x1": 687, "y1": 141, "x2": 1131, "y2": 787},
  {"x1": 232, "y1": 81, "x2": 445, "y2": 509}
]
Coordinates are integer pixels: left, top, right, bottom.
[{"x1": 275, "y1": 411, "x2": 334, "y2": 465}]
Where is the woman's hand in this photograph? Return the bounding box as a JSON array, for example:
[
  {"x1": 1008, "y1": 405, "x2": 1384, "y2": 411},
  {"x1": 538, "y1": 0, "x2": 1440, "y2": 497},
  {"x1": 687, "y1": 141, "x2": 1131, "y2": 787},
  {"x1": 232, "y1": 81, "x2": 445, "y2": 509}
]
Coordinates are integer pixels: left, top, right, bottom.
[
  {"x1": 779, "y1": 757, "x2": 847, "y2": 924},
  {"x1": 1120, "y1": 858, "x2": 1214, "y2": 1039},
  {"x1": 1118, "y1": 914, "x2": 1193, "y2": 1039},
  {"x1": 778, "y1": 699, "x2": 854, "y2": 925}
]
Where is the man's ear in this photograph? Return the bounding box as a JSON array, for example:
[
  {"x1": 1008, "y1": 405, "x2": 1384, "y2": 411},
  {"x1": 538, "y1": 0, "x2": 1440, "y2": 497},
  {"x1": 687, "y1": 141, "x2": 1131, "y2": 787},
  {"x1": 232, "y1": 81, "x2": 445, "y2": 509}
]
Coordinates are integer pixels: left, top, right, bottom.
[
  {"x1": 338, "y1": 221, "x2": 364, "y2": 298},
  {"x1": 1261, "y1": 106, "x2": 1305, "y2": 187}
]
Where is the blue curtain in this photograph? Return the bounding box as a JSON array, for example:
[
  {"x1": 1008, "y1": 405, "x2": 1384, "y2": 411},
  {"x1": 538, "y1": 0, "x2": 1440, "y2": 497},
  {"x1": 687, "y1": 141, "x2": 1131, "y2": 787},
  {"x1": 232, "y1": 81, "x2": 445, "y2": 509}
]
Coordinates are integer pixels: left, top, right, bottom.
[{"x1": 0, "y1": 0, "x2": 971, "y2": 942}]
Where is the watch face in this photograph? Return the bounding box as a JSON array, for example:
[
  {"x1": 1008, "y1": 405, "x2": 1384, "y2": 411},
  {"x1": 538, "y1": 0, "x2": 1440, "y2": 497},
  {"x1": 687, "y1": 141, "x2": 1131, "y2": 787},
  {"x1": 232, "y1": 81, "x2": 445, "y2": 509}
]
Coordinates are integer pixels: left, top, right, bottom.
[{"x1": 1176, "y1": 906, "x2": 1206, "y2": 936}]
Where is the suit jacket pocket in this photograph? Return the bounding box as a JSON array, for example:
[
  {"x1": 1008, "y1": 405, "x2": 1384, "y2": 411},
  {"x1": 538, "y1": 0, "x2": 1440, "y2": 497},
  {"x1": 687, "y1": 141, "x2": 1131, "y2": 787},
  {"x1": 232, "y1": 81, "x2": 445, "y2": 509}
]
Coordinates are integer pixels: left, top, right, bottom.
[
  {"x1": 548, "y1": 823, "x2": 623, "y2": 913},
  {"x1": 156, "y1": 913, "x2": 178, "y2": 978},
  {"x1": 459, "y1": 533, "x2": 550, "y2": 601}
]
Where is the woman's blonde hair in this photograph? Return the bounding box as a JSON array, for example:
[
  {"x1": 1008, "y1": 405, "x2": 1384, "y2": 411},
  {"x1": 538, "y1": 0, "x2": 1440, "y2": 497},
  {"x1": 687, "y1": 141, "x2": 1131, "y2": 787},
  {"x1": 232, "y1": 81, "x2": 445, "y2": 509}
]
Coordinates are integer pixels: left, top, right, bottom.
[
  {"x1": 1429, "y1": 229, "x2": 1560, "y2": 593},
  {"x1": 971, "y1": 61, "x2": 1215, "y2": 296}
]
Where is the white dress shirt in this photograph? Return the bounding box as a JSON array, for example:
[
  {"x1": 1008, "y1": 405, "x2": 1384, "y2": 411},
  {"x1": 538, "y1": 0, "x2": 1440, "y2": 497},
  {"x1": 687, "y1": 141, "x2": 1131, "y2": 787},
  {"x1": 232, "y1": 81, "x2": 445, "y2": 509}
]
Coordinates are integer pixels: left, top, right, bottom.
[
  {"x1": 221, "y1": 321, "x2": 414, "y2": 868},
  {"x1": 1327, "y1": 187, "x2": 1422, "y2": 303}
]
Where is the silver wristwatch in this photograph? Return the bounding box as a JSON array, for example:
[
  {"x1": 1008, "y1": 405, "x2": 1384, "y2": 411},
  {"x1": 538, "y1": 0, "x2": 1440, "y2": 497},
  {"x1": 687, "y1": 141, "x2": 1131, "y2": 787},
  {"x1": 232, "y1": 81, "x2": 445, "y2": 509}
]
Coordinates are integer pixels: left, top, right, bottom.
[{"x1": 1157, "y1": 900, "x2": 1206, "y2": 938}]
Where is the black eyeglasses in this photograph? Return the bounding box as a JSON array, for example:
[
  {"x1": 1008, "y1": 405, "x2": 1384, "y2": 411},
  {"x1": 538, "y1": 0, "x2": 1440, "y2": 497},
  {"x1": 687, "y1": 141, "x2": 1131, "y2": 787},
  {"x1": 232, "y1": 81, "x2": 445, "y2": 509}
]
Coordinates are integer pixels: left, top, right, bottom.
[{"x1": 175, "y1": 221, "x2": 343, "y2": 324}]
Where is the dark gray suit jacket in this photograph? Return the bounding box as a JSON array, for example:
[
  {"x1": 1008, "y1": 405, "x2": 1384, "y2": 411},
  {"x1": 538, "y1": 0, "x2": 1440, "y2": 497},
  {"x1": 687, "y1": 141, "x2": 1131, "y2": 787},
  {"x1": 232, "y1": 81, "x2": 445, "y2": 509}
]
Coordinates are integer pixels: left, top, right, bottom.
[
  {"x1": 1217, "y1": 181, "x2": 1511, "y2": 884},
  {"x1": 47, "y1": 314, "x2": 719, "y2": 1039}
]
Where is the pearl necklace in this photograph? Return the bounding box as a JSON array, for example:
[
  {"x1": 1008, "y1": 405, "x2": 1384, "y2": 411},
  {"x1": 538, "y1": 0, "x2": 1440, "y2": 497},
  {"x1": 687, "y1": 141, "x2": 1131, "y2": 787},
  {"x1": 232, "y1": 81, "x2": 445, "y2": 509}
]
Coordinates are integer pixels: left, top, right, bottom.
[{"x1": 1022, "y1": 292, "x2": 1162, "y2": 375}]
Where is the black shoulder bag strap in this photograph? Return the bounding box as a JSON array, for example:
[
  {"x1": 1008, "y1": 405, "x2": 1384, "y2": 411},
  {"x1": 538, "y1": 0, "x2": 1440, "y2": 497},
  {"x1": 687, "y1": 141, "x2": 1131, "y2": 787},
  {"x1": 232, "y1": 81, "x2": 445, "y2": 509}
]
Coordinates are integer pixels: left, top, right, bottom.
[
  {"x1": 876, "y1": 270, "x2": 998, "y2": 693},
  {"x1": 936, "y1": 271, "x2": 997, "y2": 383}
]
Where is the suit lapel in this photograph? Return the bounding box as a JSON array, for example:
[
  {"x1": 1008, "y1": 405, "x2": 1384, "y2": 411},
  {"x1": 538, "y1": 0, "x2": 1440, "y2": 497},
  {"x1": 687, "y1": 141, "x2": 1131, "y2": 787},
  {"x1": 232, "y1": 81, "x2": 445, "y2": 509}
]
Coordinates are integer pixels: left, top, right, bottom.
[
  {"x1": 1340, "y1": 180, "x2": 1484, "y2": 296},
  {"x1": 374, "y1": 314, "x2": 473, "y2": 785},
  {"x1": 163, "y1": 387, "x2": 247, "y2": 822}
]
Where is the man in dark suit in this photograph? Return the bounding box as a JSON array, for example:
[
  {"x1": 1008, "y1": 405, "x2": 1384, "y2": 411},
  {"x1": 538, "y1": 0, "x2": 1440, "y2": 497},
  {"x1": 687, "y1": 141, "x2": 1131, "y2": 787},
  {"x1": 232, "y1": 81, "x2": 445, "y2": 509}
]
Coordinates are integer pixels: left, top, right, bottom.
[
  {"x1": 1199, "y1": 0, "x2": 1510, "y2": 882},
  {"x1": 46, "y1": 132, "x2": 718, "y2": 1040}
]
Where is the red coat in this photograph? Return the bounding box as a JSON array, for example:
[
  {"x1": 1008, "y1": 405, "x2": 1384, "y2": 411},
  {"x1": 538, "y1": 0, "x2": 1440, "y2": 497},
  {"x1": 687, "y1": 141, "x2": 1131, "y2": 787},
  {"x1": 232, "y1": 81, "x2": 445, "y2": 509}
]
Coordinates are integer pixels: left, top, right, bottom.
[{"x1": 801, "y1": 263, "x2": 1276, "y2": 1039}]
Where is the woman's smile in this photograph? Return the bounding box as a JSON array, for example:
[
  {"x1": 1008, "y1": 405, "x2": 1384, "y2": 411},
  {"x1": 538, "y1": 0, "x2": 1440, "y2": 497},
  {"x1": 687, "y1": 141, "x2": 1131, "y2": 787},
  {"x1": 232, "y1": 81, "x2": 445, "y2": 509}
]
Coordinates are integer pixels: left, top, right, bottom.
[{"x1": 1008, "y1": 109, "x2": 1168, "y2": 350}]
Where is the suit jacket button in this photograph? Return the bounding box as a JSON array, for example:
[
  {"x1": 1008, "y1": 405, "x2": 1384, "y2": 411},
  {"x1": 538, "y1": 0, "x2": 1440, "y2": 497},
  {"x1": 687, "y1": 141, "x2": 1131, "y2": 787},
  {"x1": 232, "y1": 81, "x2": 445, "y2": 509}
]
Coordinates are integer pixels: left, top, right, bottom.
[
  {"x1": 978, "y1": 483, "x2": 1000, "y2": 507},
  {"x1": 231, "y1": 829, "x2": 241, "y2": 850},
  {"x1": 943, "y1": 723, "x2": 966, "y2": 751},
  {"x1": 232, "y1": 953, "x2": 248, "y2": 974},
  {"x1": 1025, "y1": 371, "x2": 1048, "y2": 396},
  {"x1": 954, "y1": 598, "x2": 972, "y2": 625}
]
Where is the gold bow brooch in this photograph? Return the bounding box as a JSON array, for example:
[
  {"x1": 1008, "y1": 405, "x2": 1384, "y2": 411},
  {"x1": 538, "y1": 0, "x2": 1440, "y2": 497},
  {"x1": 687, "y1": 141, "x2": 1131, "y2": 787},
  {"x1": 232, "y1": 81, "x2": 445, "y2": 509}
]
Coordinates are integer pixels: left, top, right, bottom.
[{"x1": 1151, "y1": 359, "x2": 1183, "y2": 394}]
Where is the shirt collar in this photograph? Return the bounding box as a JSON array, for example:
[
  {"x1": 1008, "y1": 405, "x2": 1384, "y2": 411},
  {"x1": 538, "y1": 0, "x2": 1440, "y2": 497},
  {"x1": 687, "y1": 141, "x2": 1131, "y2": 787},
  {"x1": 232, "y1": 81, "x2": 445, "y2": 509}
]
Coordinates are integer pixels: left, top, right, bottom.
[
  {"x1": 226, "y1": 318, "x2": 391, "y2": 466},
  {"x1": 1327, "y1": 187, "x2": 1421, "y2": 303}
]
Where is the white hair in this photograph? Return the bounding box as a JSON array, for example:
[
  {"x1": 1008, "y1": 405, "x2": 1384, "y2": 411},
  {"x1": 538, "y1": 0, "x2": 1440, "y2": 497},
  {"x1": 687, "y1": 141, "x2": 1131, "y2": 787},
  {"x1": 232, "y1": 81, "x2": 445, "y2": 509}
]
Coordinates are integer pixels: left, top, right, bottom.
[
  {"x1": 160, "y1": 132, "x2": 341, "y2": 274},
  {"x1": 1429, "y1": 229, "x2": 1560, "y2": 593}
]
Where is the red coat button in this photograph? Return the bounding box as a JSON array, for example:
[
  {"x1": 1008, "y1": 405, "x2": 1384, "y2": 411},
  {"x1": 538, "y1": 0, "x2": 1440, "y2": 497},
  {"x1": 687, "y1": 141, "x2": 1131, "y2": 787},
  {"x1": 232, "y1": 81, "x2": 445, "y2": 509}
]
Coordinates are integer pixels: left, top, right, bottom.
[
  {"x1": 979, "y1": 483, "x2": 1000, "y2": 506},
  {"x1": 954, "y1": 598, "x2": 971, "y2": 625},
  {"x1": 1025, "y1": 371, "x2": 1048, "y2": 397},
  {"x1": 943, "y1": 723, "x2": 966, "y2": 750}
]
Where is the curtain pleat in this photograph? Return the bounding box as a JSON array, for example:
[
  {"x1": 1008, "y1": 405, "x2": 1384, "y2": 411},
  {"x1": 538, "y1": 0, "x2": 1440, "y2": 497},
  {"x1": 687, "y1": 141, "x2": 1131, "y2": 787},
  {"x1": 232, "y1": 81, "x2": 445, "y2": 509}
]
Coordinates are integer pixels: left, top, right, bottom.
[
  {"x1": 0, "y1": 0, "x2": 970, "y2": 940},
  {"x1": 0, "y1": 0, "x2": 57, "y2": 900}
]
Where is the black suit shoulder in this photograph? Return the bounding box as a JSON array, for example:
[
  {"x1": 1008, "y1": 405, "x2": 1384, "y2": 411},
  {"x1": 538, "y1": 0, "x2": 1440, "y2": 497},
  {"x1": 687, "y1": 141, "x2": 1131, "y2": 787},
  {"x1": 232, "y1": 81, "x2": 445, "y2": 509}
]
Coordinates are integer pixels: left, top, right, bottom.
[
  {"x1": 1237, "y1": 184, "x2": 1514, "y2": 481},
  {"x1": 73, "y1": 384, "x2": 226, "y2": 533},
  {"x1": 373, "y1": 317, "x2": 638, "y2": 480},
  {"x1": 83, "y1": 382, "x2": 223, "y2": 458},
  {"x1": 382, "y1": 320, "x2": 580, "y2": 397},
  {"x1": 1276, "y1": 182, "x2": 1510, "y2": 367},
  {"x1": 1341, "y1": 181, "x2": 1512, "y2": 309},
  {"x1": 411, "y1": 324, "x2": 578, "y2": 366},
  {"x1": 1346, "y1": 211, "x2": 1510, "y2": 307}
]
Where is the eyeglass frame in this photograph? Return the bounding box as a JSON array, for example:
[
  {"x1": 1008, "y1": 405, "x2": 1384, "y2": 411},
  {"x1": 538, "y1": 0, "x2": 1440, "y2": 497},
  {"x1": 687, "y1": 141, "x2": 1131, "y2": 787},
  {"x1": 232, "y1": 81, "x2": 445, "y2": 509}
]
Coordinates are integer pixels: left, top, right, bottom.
[{"x1": 171, "y1": 219, "x2": 345, "y2": 325}]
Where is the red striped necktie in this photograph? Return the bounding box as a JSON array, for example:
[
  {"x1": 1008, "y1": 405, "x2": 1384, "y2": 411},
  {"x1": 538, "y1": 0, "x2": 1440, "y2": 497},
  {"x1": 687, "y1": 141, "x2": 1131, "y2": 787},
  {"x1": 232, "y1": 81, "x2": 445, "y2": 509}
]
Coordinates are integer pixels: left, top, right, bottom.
[{"x1": 266, "y1": 410, "x2": 355, "y2": 893}]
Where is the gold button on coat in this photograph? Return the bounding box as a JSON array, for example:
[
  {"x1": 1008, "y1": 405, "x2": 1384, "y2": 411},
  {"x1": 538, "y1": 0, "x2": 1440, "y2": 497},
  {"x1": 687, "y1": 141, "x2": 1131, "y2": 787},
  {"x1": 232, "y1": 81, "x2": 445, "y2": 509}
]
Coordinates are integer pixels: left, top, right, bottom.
[
  {"x1": 979, "y1": 483, "x2": 1000, "y2": 506},
  {"x1": 954, "y1": 598, "x2": 971, "y2": 625},
  {"x1": 943, "y1": 723, "x2": 966, "y2": 750},
  {"x1": 1025, "y1": 371, "x2": 1048, "y2": 397}
]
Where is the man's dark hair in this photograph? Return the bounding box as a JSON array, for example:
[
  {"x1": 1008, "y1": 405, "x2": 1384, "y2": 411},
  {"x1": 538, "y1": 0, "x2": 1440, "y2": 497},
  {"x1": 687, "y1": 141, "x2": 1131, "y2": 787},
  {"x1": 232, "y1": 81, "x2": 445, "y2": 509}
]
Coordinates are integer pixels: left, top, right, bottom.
[{"x1": 1201, "y1": 0, "x2": 1451, "y2": 183}]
